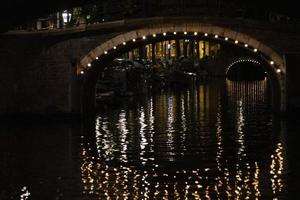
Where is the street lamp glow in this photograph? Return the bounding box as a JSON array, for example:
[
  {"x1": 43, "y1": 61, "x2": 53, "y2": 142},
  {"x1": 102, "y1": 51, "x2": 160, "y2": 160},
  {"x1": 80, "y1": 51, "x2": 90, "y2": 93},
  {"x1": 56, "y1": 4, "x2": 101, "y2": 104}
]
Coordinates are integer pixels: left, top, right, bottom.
[
  {"x1": 204, "y1": 33, "x2": 208, "y2": 37},
  {"x1": 113, "y1": 46, "x2": 117, "y2": 49},
  {"x1": 132, "y1": 38, "x2": 136, "y2": 42},
  {"x1": 254, "y1": 48, "x2": 258, "y2": 52},
  {"x1": 173, "y1": 32, "x2": 177, "y2": 35},
  {"x1": 152, "y1": 34, "x2": 156, "y2": 37},
  {"x1": 194, "y1": 32, "x2": 198, "y2": 36},
  {"x1": 62, "y1": 10, "x2": 72, "y2": 23},
  {"x1": 235, "y1": 40, "x2": 239, "y2": 44},
  {"x1": 225, "y1": 37, "x2": 228, "y2": 40},
  {"x1": 215, "y1": 35, "x2": 218, "y2": 38},
  {"x1": 184, "y1": 31, "x2": 187, "y2": 35},
  {"x1": 96, "y1": 57, "x2": 99, "y2": 60},
  {"x1": 123, "y1": 42, "x2": 126, "y2": 45},
  {"x1": 163, "y1": 32, "x2": 167, "y2": 36},
  {"x1": 104, "y1": 51, "x2": 108, "y2": 54},
  {"x1": 244, "y1": 44, "x2": 248, "y2": 47},
  {"x1": 270, "y1": 61, "x2": 275, "y2": 65},
  {"x1": 142, "y1": 36, "x2": 146, "y2": 40},
  {"x1": 80, "y1": 71, "x2": 84, "y2": 74},
  {"x1": 87, "y1": 63, "x2": 91, "y2": 67},
  {"x1": 276, "y1": 69, "x2": 281, "y2": 73}
]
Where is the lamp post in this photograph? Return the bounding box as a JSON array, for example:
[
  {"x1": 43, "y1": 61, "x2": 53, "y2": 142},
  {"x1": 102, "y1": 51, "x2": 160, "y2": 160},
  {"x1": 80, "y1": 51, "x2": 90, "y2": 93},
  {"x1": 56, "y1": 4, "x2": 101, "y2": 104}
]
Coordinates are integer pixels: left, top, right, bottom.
[{"x1": 62, "y1": 10, "x2": 72, "y2": 26}]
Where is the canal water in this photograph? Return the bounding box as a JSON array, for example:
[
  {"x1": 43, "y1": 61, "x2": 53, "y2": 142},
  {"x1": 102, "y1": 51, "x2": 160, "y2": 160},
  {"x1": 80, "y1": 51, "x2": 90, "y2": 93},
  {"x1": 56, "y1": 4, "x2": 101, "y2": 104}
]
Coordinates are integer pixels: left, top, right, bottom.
[{"x1": 0, "y1": 78, "x2": 299, "y2": 200}]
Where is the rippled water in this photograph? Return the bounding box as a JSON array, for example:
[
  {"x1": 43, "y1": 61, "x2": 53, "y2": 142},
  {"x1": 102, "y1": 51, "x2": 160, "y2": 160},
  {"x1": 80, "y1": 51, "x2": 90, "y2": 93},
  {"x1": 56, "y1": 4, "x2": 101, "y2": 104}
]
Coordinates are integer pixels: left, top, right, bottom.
[
  {"x1": 0, "y1": 78, "x2": 293, "y2": 199},
  {"x1": 80, "y1": 79, "x2": 287, "y2": 199}
]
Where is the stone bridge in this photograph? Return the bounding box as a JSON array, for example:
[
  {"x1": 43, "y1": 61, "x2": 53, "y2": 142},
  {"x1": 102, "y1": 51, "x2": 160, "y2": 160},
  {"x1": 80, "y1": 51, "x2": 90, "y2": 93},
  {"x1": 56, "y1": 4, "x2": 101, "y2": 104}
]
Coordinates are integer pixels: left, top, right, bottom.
[{"x1": 1, "y1": 17, "x2": 300, "y2": 116}]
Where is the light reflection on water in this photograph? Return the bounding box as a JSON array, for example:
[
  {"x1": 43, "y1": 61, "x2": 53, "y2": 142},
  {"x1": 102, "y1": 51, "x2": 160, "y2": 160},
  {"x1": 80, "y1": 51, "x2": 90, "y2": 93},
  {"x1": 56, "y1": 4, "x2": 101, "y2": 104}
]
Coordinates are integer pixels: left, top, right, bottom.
[{"x1": 80, "y1": 78, "x2": 287, "y2": 199}]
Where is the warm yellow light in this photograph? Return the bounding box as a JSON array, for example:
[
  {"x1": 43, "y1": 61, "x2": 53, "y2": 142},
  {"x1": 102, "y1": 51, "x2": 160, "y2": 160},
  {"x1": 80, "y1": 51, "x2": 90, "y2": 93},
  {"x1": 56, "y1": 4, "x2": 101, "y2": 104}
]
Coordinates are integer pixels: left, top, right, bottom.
[
  {"x1": 96, "y1": 57, "x2": 99, "y2": 60},
  {"x1": 244, "y1": 44, "x2": 248, "y2": 47},
  {"x1": 276, "y1": 69, "x2": 281, "y2": 73},
  {"x1": 225, "y1": 37, "x2": 228, "y2": 40},
  {"x1": 104, "y1": 51, "x2": 108, "y2": 54},
  {"x1": 173, "y1": 32, "x2": 177, "y2": 35},
  {"x1": 113, "y1": 46, "x2": 117, "y2": 49},
  {"x1": 80, "y1": 71, "x2": 84, "y2": 74},
  {"x1": 215, "y1": 35, "x2": 218, "y2": 38},
  {"x1": 163, "y1": 32, "x2": 167, "y2": 36},
  {"x1": 152, "y1": 34, "x2": 156, "y2": 37},
  {"x1": 235, "y1": 40, "x2": 239, "y2": 44},
  {"x1": 123, "y1": 42, "x2": 126, "y2": 45},
  {"x1": 270, "y1": 61, "x2": 275, "y2": 65},
  {"x1": 194, "y1": 32, "x2": 198, "y2": 36},
  {"x1": 142, "y1": 36, "x2": 146, "y2": 40},
  {"x1": 132, "y1": 38, "x2": 136, "y2": 42},
  {"x1": 254, "y1": 48, "x2": 258, "y2": 52},
  {"x1": 184, "y1": 31, "x2": 187, "y2": 35},
  {"x1": 87, "y1": 63, "x2": 91, "y2": 67}
]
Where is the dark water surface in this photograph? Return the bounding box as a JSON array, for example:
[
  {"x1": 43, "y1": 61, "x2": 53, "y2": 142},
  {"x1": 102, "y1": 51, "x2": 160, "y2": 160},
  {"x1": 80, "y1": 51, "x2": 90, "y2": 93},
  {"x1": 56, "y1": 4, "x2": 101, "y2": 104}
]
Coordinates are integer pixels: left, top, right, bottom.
[{"x1": 1, "y1": 78, "x2": 299, "y2": 200}]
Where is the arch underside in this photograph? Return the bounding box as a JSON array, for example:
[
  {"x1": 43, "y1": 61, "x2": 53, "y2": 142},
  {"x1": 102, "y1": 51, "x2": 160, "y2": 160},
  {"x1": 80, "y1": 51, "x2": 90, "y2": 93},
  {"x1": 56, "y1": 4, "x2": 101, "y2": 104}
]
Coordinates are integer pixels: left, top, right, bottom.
[{"x1": 77, "y1": 22, "x2": 286, "y2": 113}]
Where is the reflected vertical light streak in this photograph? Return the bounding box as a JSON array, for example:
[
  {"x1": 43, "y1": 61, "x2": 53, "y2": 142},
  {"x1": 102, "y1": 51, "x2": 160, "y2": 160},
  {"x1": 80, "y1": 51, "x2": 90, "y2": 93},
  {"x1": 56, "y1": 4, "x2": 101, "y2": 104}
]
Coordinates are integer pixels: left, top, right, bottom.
[
  {"x1": 139, "y1": 107, "x2": 148, "y2": 165},
  {"x1": 253, "y1": 162, "x2": 261, "y2": 198},
  {"x1": 148, "y1": 97, "x2": 155, "y2": 153},
  {"x1": 180, "y1": 94, "x2": 187, "y2": 153},
  {"x1": 167, "y1": 96, "x2": 175, "y2": 155},
  {"x1": 270, "y1": 142, "x2": 285, "y2": 196},
  {"x1": 117, "y1": 111, "x2": 129, "y2": 163},
  {"x1": 236, "y1": 99, "x2": 246, "y2": 159},
  {"x1": 95, "y1": 116, "x2": 115, "y2": 161},
  {"x1": 216, "y1": 96, "x2": 223, "y2": 171}
]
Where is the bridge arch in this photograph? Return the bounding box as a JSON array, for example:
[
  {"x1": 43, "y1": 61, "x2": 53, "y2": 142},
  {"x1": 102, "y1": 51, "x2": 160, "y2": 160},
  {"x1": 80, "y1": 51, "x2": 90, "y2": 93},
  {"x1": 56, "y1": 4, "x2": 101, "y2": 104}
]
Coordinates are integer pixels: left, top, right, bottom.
[
  {"x1": 225, "y1": 58, "x2": 262, "y2": 75},
  {"x1": 76, "y1": 22, "x2": 285, "y2": 113}
]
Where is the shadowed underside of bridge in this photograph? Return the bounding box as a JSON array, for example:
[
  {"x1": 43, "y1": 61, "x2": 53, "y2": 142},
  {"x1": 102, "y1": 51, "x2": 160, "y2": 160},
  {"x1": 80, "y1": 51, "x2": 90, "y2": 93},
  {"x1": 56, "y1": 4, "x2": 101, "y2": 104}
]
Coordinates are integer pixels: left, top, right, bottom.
[{"x1": 1, "y1": 17, "x2": 300, "y2": 116}]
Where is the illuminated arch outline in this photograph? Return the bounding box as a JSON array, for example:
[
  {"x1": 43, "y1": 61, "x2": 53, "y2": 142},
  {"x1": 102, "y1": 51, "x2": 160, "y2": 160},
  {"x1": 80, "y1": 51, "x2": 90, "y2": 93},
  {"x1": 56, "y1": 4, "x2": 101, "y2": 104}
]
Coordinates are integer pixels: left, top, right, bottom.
[
  {"x1": 78, "y1": 23, "x2": 284, "y2": 76},
  {"x1": 225, "y1": 58, "x2": 261, "y2": 75},
  {"x1": 77, "y1": 23, "x2": 286, "y2": 112}
]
